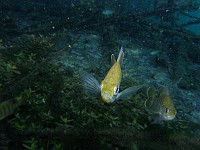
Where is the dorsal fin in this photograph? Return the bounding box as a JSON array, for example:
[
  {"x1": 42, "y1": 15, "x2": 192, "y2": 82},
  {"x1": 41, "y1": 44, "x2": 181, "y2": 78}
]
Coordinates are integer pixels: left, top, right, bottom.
[
  {"x1": 117, "y1": 47, "x2": 124, "y2": 65},
  {"x1": 111, "y1": 54, "x2": 116, "y2": 65},
  {"x1": 145, "y1": 87, "x2": 156, "y2": 108},
  {"x1": 159, "y1": 86, "x2": 169, "y2": 97}
]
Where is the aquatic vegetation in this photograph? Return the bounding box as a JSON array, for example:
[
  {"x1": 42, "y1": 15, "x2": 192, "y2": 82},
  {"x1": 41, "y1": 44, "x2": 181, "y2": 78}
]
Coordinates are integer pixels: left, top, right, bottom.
[
  {"x1": 5, "y1": 71, "x2": 147, "y2": 148},
  {"x1": 10, "y1": 34, "x2": 55, "y2": 59},
  {"x1": 0, "y1": 99, "x2": 23, "y2": 121},
  {"x1": 0, "y1": 31, "x2": 198, "y2": 148},
  {"x1": 0, "y1": 32, "x2": 146, "y2": 149}
]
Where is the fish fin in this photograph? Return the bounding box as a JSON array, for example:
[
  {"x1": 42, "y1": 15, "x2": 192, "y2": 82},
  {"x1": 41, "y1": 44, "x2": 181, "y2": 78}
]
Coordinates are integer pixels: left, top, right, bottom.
[
  {"x1": 117, "y1": 47, "x2": 124, "y2": 65},
  {"x1": 159, "y1": 86, "x2": 169, "y2": 97},
  {"x1": 111, "y1": 54, "x2": 116, "y2": 66},
  {"x1": 145, "y1": 87, "x2": 156, "y2": 108},
  {"x1": 150, "y1": 114, "x2": 164, "y2": 124},
  {"x1": 115, "y1": 84, "x2": 145, "y2": 100},
  {"x1": 79, "y1": 70, "x2": 101, "y2": 96}
]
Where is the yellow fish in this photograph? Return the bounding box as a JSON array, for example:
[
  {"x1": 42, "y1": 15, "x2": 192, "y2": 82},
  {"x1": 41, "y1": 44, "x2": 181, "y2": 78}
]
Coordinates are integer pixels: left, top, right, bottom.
[
  {"x1": 145, "y1": 86, "x2": 177, "y2": 124},
  {"x1": 0, "y1": 99, "x2": 23, "y2": 121},
  {"x1": 80, "y1": 47, "x2": 144, "y2": 103}
]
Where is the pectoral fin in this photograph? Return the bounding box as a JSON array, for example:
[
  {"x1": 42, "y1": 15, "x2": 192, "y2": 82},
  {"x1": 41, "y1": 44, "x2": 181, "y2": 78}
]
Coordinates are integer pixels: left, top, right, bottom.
[
  {"x1": 79, "y1": 70, "x2": 101, "y2": 96},
  {"x1": 115, "y1": 84, "x2": 146, "y2": 101},
  {"x1": 150, "y1": 114, "x2": 165, "y2": 124}
]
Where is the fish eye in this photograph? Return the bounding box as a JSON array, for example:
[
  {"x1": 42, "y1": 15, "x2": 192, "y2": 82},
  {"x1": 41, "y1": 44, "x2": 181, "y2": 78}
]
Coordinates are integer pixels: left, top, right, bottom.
[
  {"x1": 165, "y1": 108, "x2": 169, "y2": 114},
  {"x1": 114, "y1": 86, "x2": 119, "y2": 95}
]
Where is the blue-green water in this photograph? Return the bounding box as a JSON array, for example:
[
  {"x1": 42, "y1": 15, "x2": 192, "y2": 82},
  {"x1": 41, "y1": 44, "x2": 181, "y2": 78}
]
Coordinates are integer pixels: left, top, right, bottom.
[{"x1": 0, "y1": 0, "x2": 200, "y2": 149}]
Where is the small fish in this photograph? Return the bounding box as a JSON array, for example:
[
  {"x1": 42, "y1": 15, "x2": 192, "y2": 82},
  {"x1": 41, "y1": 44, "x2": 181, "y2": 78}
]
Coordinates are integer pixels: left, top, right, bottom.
[
  {"x1": 150, "y1": 50, "x2": 160, "y2": 56},
  {"x1": 101, "y1": 8, "x2": 114, "y2": 16},
  {"x1": 0, "y1": 99, "x2": 23, "y2": 121},
  {"x1": 145, "y1": 86, "x2": 177, "y2": 124},
  {"x1": 80, "y1": 47, "x2": 144, "y2": 104}
]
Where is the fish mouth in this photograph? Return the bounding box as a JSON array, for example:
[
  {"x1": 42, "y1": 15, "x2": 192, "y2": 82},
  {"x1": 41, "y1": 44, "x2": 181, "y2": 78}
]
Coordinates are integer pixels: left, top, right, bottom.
[
  {"x1": 164, "y1": 115, "x2": 176, "y2": 120},
  {"x1": 101, "y1": 92, "x2": 113, "y2": 103}
]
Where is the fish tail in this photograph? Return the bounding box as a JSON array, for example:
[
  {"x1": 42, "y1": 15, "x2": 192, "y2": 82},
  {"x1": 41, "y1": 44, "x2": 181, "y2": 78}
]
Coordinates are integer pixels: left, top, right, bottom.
[
  {"x1": 79, "y1": 69, "x2": 101, "y2": 96},
  {"x1": 117, "y1": 47, "x2": 124, "y2": 65}
]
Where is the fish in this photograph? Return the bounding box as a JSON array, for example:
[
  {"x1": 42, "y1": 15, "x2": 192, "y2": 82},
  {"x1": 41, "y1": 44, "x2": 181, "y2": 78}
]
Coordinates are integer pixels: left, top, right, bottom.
[
  {"x1": 80, "y1": 47, "x2": 145, "y2": 104},
  {"x1": 0, "y1": 99, "x2": 23, "y2": 121},
  {"x1": 101, "y1": 8, "x2": 114, "y2": 16},
  {"x1": 145, "y1": 86, "x2": 177, "y2": 124}
]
